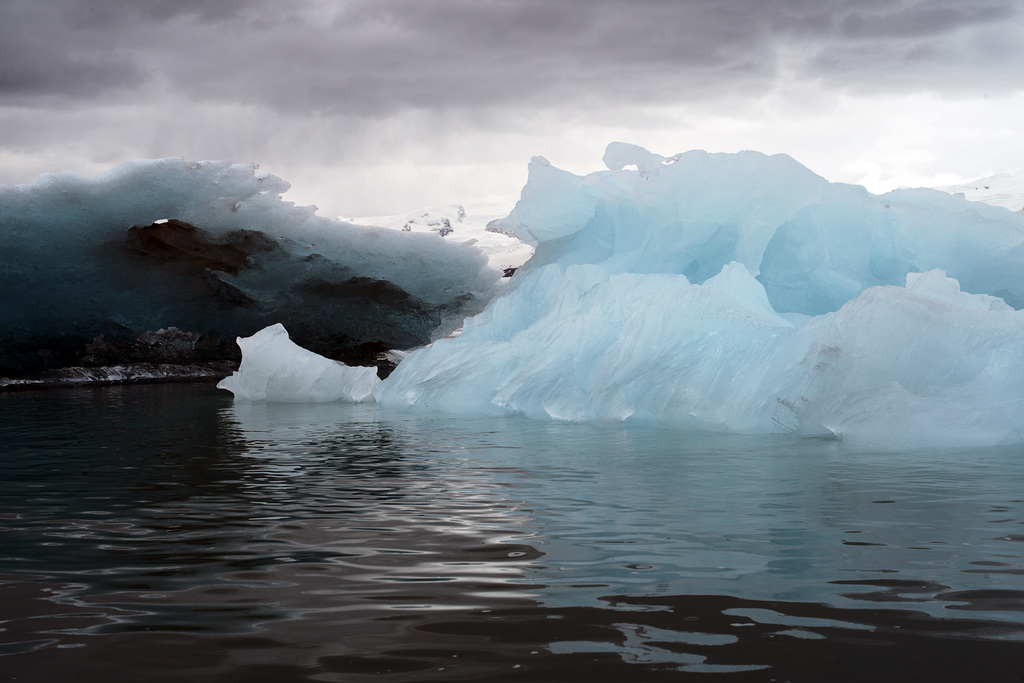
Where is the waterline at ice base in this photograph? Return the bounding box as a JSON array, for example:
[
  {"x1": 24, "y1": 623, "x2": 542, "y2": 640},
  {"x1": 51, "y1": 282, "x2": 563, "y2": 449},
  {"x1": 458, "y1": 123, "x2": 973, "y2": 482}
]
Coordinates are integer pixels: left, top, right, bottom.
[{"x1": 219, "y1": 143, "x2": 1024, "y2": 451}]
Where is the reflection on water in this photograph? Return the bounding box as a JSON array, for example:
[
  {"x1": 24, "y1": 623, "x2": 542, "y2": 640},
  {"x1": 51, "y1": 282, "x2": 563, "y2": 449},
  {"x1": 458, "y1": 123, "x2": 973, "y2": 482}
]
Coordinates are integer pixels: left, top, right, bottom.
[{"x1": 2, "y1": 384, "x2": 1024, "y2": 681}]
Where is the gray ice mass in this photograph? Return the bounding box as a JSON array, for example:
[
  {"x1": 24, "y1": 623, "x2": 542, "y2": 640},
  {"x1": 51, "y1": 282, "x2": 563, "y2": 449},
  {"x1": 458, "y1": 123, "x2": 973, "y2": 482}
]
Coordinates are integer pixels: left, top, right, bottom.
[{"x1": 0, "y1": 159, "x2": 498, "y2": 376}]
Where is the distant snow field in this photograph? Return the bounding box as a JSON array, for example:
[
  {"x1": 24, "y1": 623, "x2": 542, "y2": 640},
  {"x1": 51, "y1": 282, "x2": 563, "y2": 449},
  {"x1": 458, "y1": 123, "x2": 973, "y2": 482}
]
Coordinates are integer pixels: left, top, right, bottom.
[
  {"x1": 351, "y1": 202, "x2": 535, "y2": 273},
  {"x1": 934, "y1": 174, "x2": 1024, "y2": 215}
]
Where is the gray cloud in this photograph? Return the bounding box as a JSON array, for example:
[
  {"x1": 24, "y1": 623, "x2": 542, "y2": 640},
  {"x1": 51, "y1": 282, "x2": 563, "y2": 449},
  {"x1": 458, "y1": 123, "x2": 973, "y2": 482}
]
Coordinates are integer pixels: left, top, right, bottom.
[
  {"x1": 0, "y1": 3, "x2": 143, "y2": 101},
  {"x1": 61, "y1": 0, "x2": 265, "y2": 25},
  {"x1": 0, "y1": 0, "x2": 282, "y2": 103},
  {"x1": 3, "y1": 0, "x2": 1020, "y2": 112},
  {"x1": 2, "y1": 0, "x2": 1022, "y2": 216},
  {"x1": 832, "y1": 1, "x2": 1014, "y2": 39},
  {"x1": 0, "y1": 45, "x2": 142, "y2": 100}
]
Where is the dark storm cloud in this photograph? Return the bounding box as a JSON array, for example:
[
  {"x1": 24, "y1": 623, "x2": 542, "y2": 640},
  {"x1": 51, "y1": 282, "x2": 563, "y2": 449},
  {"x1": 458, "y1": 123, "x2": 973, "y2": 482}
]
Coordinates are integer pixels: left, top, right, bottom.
[
  {"x1": 2, "y1": 0, "x2": 1022, "y2": 112},
  {"x1": 832, "y1": 2, "x2": 1012, "y2": 39},
  {"x1": 0, "y1": 1, "x2": 144, "y2": 100},
  {"x1": 0, "y1": 41, "x2": 142, "y2": 99},
  {"x1": 0, "y1": 0, "x2": 279, "y2": 102},
  {"x1": 61, "y1": 0, "x2": 265, "y2": 25},
  {"x1": 797, "y1": 1, "x2": 1023, "y2": 89}
]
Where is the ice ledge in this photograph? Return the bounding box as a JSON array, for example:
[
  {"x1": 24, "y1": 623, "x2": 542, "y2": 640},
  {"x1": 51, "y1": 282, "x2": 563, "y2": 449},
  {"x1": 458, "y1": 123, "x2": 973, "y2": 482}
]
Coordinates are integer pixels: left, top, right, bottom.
[{"x1": 0, "y1": 361, "x2": 237, "y2": 391}]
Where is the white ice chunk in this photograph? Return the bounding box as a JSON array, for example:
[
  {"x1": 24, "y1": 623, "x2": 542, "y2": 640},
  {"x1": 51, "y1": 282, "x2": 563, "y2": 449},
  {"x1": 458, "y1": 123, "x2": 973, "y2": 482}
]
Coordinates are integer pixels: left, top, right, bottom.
[{"x1": 218, "y1": 324, "x2": 379, "y2": 403}]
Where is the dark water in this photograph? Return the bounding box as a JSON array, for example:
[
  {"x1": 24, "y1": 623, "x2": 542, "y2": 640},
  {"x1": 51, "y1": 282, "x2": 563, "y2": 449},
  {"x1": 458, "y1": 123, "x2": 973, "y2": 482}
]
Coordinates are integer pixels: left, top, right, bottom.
[{"x1": 2, "y1": 384, "x2": 1024, "y2": 682}]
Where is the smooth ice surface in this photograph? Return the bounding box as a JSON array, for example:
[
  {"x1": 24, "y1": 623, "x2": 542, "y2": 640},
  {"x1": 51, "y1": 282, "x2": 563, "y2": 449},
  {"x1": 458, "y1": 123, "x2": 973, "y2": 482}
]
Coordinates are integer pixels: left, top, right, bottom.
[
  {"x1": 374, "y1": 144, "x2": 1024, "y2": 450},
  {"x1": 218, "y1": 324, "x2": 379, "y2": 403}
]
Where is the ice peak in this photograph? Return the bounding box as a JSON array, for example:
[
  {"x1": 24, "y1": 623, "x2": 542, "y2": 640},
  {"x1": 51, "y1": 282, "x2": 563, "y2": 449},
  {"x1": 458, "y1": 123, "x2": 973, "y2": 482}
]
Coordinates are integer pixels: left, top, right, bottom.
[{"x1": 602, "y1": 142, "x2": 669, "y2": 175}]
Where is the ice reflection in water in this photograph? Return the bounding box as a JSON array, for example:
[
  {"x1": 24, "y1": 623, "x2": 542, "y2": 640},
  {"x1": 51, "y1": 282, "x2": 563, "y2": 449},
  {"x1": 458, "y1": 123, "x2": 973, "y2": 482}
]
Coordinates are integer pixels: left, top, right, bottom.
[
  {"x1": 218, "y1": 400, "x2": 544, "y2": 615},
  {"x1": 2, "y1": 384, "x2": 1024, "y2": 681}
]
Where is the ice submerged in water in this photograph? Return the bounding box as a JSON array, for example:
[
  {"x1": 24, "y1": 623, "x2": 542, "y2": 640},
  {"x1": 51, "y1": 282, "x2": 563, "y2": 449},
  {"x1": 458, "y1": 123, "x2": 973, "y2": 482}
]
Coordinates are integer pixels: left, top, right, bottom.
[{"x1": 221, "y1": 144, "x2": 1024, "y2": 450}]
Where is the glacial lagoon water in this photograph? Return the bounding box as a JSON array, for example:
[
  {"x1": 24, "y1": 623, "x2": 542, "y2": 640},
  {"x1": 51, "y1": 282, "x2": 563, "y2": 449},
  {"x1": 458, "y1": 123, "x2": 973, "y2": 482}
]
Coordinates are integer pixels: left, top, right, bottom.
[{"x1": 3, "y1": 383, "x2": 1024, "y2": 681}]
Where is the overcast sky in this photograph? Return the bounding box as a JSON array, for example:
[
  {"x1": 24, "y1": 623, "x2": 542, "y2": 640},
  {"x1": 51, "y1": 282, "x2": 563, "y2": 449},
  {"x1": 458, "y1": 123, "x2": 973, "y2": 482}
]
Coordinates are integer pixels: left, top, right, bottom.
[{"x1": 2, "y1": 0, "x2": 1022, "y2": 216}]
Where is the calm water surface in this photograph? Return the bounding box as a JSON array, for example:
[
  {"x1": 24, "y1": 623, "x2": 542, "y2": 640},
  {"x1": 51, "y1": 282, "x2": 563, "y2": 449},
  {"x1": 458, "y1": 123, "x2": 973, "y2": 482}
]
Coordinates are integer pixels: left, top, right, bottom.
[{"x1": 2, "y1": 383, "x2": 1024, "y2": 681}]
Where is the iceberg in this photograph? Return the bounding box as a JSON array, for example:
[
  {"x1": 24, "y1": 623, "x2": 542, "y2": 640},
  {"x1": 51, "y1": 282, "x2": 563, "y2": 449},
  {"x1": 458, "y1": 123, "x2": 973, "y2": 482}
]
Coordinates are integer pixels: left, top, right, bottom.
[
  {"x1": 217, "y1": 324, "x2": 379, "y2": 403},
  {"x1": 374, "y1": 144, "x2": 1024, "y2": 449},
  {"x1": 0, "y1": 159, "x2": 499, "y2": 376},
  {"x1": 217, "y1": 143, "x2": 1024, "y2": 449}
]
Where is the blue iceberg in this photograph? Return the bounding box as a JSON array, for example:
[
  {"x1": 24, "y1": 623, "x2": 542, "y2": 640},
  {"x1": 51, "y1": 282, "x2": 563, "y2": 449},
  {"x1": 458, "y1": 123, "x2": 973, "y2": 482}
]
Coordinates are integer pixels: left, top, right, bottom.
[{"x1": 370, "y1": 144, "x2": 1024, "y2": 449}]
